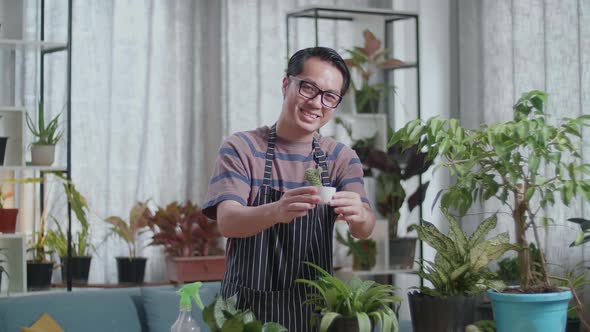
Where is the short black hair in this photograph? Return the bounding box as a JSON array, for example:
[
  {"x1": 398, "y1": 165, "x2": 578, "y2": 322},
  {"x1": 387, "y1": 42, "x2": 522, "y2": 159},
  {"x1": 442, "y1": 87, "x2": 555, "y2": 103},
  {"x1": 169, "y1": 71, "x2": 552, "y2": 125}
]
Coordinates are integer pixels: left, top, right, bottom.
[{"x1": 286, "y1": 47, "x2": 351, "y2": 96}]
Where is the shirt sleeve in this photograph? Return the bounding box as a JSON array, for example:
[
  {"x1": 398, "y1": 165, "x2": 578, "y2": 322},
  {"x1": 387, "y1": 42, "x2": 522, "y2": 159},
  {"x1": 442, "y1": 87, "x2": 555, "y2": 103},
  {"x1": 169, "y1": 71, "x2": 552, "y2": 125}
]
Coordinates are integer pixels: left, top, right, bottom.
[
  {"x1": 202, "y1": 135, "x2": 252, "y2": 219},
  {"x1": 332, "y1": 145, "x2": 370, "y2": 206}
]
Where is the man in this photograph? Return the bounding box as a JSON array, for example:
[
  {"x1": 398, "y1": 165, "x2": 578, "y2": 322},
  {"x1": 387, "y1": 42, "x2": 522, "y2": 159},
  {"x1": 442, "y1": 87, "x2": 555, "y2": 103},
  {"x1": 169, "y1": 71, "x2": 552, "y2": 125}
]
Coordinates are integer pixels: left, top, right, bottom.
[{"x1": 203, "y1": 46, "x2": 376, "y2": 331}]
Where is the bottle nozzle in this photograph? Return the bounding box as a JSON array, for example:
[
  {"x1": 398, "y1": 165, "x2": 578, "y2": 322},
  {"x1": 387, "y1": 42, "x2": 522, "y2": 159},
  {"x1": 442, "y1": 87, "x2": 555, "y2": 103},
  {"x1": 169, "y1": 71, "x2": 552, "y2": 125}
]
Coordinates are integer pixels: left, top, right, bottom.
[{"x1": 177, "y1": 281, "x2": 204, "y2": 311}]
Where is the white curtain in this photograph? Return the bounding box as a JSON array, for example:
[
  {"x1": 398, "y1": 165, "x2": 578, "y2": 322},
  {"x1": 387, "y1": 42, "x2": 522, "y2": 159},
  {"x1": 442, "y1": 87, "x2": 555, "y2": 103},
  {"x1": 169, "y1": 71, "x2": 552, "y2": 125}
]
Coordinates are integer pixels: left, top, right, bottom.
[
  {"x1": 23, "y1": 0, "x2": 223, "y2": 283},
  {"x1": 457, "y1": 0, "x2": 590, "y2": 284}
]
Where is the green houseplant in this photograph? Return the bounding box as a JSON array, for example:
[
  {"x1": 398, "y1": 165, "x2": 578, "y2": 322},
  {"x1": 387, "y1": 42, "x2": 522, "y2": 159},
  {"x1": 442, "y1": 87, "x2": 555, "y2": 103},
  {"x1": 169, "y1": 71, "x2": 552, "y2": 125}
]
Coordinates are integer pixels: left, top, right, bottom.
[
  {"x1": 296, "y1": 261, "x2": 400, "y2": 332},
  {"x1": 344, "y1": 29, "x2": 403, "y2": 114},
  {"x1": 105, "y1": 200, "x2": 152, "y2": 284},
  {"x1": 203, "y1": 294, "x2": 287, "y2": 332},
  {"x1": 390, "y1": 90, "x2": 590, "y2": 331},
  {"x1": 45, "y1": 177, "x2": 94, "y2": 285},
  {"x1": 335, "y1": 230, "x2": 377, "y2": 271},
  {"x1": 26, "y1": 101, "x2": 63, "y2": 166},
  {"x1": 146, "y1": 201, "x2": 225, "y2": 282},
  {"x1": 407, "y1": 212, "x2": 513, "y2": 331}
]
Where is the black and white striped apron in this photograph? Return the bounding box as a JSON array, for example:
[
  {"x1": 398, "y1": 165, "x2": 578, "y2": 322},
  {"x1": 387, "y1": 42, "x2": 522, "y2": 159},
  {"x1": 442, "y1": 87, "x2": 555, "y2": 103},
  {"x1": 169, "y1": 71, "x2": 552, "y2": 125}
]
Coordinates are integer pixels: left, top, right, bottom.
[{"x1": 221, "y1": 124, "x2": 335, "y2": 332}]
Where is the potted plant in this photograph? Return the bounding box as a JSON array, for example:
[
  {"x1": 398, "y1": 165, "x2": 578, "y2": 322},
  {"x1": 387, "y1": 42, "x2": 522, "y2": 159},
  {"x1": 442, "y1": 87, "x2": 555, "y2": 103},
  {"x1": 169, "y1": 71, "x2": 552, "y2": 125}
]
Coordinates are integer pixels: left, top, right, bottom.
[
  {"x1": 146, "y1": 201, "x2": 225, "y2": 282},
  {"x1": 45, "y1": 178, "x2": 94, "y2": 285},
  {"x1": 0, "y1": 189, "x2": 17, "y2": 233},
  {"x1": 104, "y1": 200, "x2": 152, "y2": 284},
  {"x1": 295, "y1": 261, "x2": 400, "y2": 332},
  {"x1": 203, "y1": 294, "x2": 287, "y2": 332},
  {"x1": 407, "y1": 212, "x2": 513, "y2": 332},
  {"x1": 304, "y1": 167, "x2": 335, "y2": 204},
  {"x1": 390, "y1": 90, "x2": 590, "y2": 331},
  {"x1": 343, "y1": 29, "x2": 403, "y2": 114},
  {"x1": 27, "y1": 207, "x2": 56, "y2": 291},
  {"x1": 335, "y1": 230, "x2": 377, "y2": 271},
  {"x1": 26, "y1": 101, "x2": 63, "y2": 166}
]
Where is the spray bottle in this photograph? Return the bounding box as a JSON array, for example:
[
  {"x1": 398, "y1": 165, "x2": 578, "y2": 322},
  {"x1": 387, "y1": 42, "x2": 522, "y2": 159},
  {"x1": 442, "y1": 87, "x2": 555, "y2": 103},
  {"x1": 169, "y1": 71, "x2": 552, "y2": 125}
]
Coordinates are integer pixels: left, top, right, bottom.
[{"x1": 171, "y1": 282, "x2": 204, "y2": 332}]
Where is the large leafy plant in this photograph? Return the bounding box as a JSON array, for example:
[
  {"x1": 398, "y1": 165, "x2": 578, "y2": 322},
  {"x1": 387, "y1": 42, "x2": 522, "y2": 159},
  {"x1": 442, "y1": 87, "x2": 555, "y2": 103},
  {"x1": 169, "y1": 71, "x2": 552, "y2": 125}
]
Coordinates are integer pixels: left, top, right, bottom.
[
  {"x1": 295, "y1": 262, "x2": 400, "y2": 332},
  {"x1": 203, "y1": 294, "x2": 287, "y2": 332},
  {"x1": 26, "y1": 101, "x2": 63, "y2": 146},
  {"x1": 335, "y1": 230, "x2": 377, "y2": 270},
  {"x1": 390, "y1": 90, "x2": 590, "y2": 290},
  {"x1": 409, "y1": 212, "x2": 513, "y2": 297},
  {"x1": 146, "y1": 201, "x2": 221, "y2": 257},
  {"x1": 105, "y1": 200, "x2": 152, "y2": 258},
  {"x1": 343, "y1": 29, "x2": 402, "y2": 113}
]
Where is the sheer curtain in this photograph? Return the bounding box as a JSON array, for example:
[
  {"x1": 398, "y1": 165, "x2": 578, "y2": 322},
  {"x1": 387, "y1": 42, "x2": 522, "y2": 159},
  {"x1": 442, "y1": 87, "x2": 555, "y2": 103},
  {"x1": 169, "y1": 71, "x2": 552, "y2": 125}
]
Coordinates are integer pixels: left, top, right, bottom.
[
  {"x1": 23, "y1": 0, "x2": 223, "y2": 283},
  {"x1": 457, "y1": 0, "x2": 590, "y2": 281}
]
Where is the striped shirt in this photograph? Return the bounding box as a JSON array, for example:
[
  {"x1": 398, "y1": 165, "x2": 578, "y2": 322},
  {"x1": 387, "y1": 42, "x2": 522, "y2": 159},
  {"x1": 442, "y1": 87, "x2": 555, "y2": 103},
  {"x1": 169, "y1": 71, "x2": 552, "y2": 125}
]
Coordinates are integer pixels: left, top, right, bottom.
[{"x1": 203, "y1": 125, "x2": 368, "y2": 219}]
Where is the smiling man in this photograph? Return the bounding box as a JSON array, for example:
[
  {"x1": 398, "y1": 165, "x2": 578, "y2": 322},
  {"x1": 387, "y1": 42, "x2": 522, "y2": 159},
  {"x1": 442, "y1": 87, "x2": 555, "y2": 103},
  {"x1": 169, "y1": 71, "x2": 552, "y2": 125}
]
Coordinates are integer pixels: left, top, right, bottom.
[{"x1": 203, "y1": 47, "x2": 376, "y2": 331}]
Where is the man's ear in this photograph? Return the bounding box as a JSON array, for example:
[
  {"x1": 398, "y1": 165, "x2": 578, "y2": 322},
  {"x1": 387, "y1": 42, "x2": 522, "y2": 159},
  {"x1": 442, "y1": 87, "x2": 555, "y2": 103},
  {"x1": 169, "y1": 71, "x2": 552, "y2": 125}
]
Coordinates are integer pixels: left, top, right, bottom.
[{"x1": 282, "y1": 76, "x2": 290, "y2": 97}]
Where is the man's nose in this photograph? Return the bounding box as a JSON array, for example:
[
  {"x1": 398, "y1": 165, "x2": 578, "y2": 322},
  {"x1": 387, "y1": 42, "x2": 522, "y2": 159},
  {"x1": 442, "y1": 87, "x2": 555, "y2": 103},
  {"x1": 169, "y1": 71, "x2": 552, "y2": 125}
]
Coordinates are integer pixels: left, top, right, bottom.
[{"x1": 308, "y1": 93, "x2": 323, "y2": 108}]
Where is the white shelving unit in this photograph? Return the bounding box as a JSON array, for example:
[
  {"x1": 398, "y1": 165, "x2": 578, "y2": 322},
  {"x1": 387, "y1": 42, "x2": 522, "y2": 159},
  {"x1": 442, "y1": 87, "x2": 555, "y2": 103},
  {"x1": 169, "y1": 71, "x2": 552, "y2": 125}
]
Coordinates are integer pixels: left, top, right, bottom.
[
  {"x1": 0, "y1": 39, "x2": 67, "y2": 51},
  {"x1": 0, "y1": 233, "x2": 26, "y2": 295}
]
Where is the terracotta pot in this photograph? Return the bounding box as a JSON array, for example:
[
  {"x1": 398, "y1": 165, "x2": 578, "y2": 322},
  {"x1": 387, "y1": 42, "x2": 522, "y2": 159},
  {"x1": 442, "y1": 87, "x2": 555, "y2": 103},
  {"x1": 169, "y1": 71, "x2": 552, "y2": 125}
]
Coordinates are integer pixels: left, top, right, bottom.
[
  {"x1": 0, "y1": 209, "x2": 18, "y2": 233},
  {"x1": 165, "y1": 255, "x2": 226, "y2": 282}
]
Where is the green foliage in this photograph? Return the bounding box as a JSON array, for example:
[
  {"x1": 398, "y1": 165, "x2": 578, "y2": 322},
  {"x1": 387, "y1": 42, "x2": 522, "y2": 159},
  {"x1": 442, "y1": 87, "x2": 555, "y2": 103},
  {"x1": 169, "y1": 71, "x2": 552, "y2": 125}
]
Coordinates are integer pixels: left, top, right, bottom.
[
  {"x1": 295, "y1": 262, "x2": 400, "y2": 332},
  {"x1": 343, "y1": 30, "x2": 402, "y2": 114},
  {"x1": 105, "y1": 200, "x2": 152, "y2": 257},
  {"x1": 304, "y1": 167, "x2": 323, "y2": 186},
  {"x1": 203, "y1": 294, "x2": 287, "y2": 332},
  {"x1": 408, "y1": 213, "x2": 514, "y2": 297},
  {"x1": 496, "y1": 243, "x2": 543, "y2": 285},
  {"x1": 45, "y1": 176, "x2": 93, "y2": 257},
  {"x1": 335, "y1": 230, "x2": 377, "y2": 270},
  {"x1": 26, "y1": 101, "x2": 63, "y2": 146},
  {"x1": 466, "y1": 320, "x2": 496, "y2": 332},
  {"x1": 390, "y1": 90, "x2": 590, "y2": 288},
  {"x1": 569, "y1": 218, "x2": 590, "y2": 247}
]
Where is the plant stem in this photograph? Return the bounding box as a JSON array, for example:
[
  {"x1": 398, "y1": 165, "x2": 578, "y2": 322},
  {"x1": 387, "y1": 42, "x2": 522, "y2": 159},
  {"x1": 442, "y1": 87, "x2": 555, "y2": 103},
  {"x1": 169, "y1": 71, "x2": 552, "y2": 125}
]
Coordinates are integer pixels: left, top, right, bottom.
[{"x1": 514, "y1": 186, "x2": 533, "y2": 288}]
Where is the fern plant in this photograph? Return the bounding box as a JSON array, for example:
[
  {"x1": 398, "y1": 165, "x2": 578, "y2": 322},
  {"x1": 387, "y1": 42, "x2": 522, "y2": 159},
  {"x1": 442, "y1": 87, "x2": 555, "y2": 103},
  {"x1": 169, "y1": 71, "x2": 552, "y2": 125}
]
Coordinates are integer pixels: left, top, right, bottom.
[
  {"x1": 202, "y1": 294, "x2": 287, "y2": 332},
  {"x1": 295, "y1": 262, "x2": 400, "y2": 332},
  {"x1": 409, "y1": 212, "x2": 514, "y2": 297}
]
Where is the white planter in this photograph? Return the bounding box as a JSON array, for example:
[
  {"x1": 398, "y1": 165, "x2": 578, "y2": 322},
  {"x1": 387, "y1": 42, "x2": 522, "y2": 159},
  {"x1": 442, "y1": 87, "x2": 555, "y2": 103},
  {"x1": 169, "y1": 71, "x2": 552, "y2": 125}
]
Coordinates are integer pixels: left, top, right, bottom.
[
  {"x1": 317, "y1": 186, "x2": 336, "y2": 204},
  {"x1": 31, "y1": 144, "x2": 55, "y2": 166}
]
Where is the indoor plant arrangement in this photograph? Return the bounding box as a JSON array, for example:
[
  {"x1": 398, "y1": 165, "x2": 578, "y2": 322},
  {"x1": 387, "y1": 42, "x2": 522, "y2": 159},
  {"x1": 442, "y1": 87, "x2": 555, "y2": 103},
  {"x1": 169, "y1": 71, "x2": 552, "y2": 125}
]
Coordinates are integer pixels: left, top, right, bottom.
[
  {"x1": 105, "y1": 200, "x2": 152, "y2": 284},
  {"x1": 390, "y1": 90, "x2": 590, "y2": 331},
  {"x1": 45, "y1": 177, "x2": 94, "y2": 285},
  {"x1": 203, "y1": 294, "x2": 287, "y2": 332},
  {"x1": 146, "y1": 201, "x2": 225, "y2": 282},
  {"x1": 343, "y1": 29, "x2": 403, "y2": 114},
  {"x1": 27, "y1": 206, "x2": 56, "y2": 291},
  {"x1": 0, "y1": 188, "x2": 17, "y2": 233},
  {"x1": 296, "y1": 261, "x2": 400, "y2": 332},
  {"x1": 407, "y1": 212, "x2": 513, "y2": 331},
  {"x1": 26, "y1": 101, "x2": 63, "y2": 165},
  {"x1": 335, "y1": 230, "x2": 377, "y2": 271}
]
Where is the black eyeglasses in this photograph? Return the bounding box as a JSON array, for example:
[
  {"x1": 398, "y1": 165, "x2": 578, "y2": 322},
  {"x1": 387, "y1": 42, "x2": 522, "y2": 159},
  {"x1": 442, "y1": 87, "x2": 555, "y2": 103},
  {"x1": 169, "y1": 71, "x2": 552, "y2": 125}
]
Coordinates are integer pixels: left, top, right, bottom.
[{"x1": 289, "y1": 76, "x2": 342, "y2": 109}]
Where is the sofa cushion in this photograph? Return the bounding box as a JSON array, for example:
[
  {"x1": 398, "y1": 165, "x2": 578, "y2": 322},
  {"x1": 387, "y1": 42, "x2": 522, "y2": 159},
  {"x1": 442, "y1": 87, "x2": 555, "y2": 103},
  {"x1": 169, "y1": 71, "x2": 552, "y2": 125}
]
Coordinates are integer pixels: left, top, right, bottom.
[
  {"x1": 0, "y1": 289, "x2": 142, "y2": 332},
  {"x1": 142, "y1": 282, "x2": 220, "y2": 332}
]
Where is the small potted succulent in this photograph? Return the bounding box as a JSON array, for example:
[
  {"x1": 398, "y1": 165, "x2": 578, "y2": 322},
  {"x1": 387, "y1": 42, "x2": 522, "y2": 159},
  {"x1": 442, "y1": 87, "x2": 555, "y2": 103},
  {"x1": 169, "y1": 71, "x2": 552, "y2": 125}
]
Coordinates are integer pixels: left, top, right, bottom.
[
  {"x1": 296, "y1": 262, "x2": 400, "y2": 332},
  {"x1": 26, "y1": 101, "x2": 63, "y2": 166},
  {"x1": 146, "y1": 201, "x2": 225, "y2": 282},
  {"x1": 105, "y1": 200, "x2": 152, "y2": 284},
  {"x1": 304, "y1": 167, "x2": 335, "y2": 204}
]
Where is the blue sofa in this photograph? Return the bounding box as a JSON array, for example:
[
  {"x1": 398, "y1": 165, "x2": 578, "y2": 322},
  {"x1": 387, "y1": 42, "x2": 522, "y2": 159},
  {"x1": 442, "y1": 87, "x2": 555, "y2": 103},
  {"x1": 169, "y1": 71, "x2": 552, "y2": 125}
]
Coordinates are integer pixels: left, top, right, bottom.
[{"x1": 0, "y1": 282, "x2": 412, "y2": 331}]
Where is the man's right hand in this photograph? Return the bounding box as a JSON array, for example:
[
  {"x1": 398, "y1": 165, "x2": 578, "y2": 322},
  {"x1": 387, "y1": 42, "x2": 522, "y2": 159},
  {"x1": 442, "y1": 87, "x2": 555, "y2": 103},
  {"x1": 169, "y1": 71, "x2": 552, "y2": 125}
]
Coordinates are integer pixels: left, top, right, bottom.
[{"x1": 273, "y1": 186, "x2": 321, "y2": 224}]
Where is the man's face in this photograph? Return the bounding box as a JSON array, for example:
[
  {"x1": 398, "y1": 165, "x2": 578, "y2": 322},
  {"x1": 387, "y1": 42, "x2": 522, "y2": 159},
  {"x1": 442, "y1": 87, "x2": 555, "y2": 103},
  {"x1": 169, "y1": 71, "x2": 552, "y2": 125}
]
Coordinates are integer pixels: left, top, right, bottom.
[{"x1": 281, "y1": 57, "x2": 344, "y2": 136}]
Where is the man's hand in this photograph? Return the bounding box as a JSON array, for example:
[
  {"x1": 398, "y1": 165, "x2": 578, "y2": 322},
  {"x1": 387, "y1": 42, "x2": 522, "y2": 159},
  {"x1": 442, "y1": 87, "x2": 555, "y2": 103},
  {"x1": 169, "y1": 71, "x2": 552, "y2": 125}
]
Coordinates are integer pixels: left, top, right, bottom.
[
  {"x1": 273, "y1": 186, "x2": 321, "y2": 224},
  {"x1": 330, "y1": 191, "x2": 375, "y2": 239}
]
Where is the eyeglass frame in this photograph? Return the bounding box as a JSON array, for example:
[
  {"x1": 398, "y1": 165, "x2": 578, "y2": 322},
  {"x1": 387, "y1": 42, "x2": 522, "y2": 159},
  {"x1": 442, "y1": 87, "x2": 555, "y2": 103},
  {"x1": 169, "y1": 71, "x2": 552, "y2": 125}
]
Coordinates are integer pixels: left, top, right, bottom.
[{"x1": 288, "y1": 76, "x2": 343, "y2": 109}]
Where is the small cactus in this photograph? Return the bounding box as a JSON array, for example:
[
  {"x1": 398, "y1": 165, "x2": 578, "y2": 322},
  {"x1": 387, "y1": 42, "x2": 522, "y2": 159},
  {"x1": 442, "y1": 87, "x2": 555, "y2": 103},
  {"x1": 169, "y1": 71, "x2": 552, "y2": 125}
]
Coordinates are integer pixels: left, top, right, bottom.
[{"x1": 304, "y1": 167, "x2": 323, "y2": 186}]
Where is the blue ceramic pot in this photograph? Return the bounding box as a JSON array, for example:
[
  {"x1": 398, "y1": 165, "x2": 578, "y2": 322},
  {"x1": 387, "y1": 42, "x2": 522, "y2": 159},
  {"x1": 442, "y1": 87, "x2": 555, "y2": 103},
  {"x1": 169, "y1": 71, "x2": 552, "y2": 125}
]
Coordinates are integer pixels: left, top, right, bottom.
[{"x1": 487, "y1": 288, "x2": 572, "y2": 332}]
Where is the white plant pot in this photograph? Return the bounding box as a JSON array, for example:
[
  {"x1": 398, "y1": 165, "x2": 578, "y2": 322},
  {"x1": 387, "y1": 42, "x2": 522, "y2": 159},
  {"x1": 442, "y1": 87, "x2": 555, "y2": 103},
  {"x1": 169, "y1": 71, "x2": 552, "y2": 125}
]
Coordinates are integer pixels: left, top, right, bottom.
[
  {"x1": 31, "y1": 144, "x2": 55, "y2": 166},
  {"x1": 317, "y1": 186, "x2": 336, "y2": 205}
]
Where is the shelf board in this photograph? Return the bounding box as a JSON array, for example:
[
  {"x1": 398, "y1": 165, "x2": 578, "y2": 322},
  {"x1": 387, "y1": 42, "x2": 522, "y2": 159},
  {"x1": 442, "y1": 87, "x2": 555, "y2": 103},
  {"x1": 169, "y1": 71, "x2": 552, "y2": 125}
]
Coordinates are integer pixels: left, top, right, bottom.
[
  {"x1": 286, "y1": 6, "x2": 417, "y2": 21},
  {"x1": 0, "y1": 165, "x2": 67, "y2": 172},
  {"x1": 0, "y1": 107, "x2": 25, "y2": 112},
  {"x1": 0, "y1": 233, "x2": 25, "y2": 239},
  {"x1": 0, "y1": 39, "x2": 67, "y2": 52}
]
